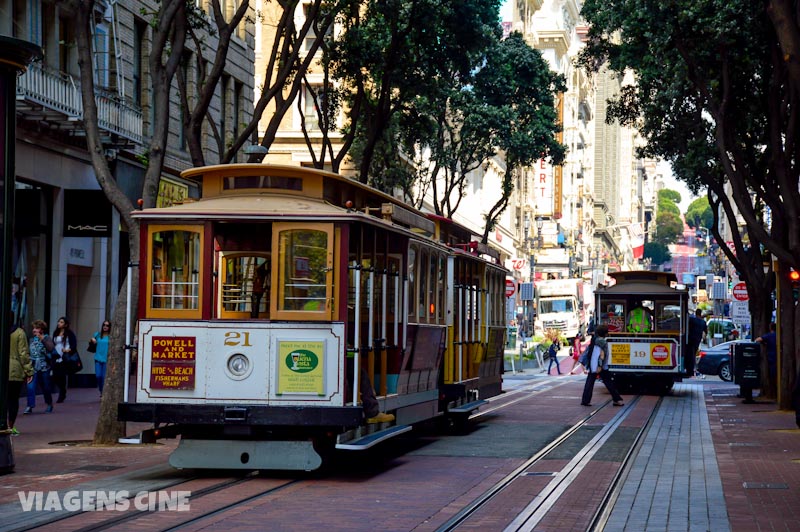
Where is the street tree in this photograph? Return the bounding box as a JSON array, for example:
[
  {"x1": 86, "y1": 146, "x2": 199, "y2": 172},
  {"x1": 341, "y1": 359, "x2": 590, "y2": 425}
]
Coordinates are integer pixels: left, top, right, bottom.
[
  {"x1": 74, "y1": 0, "x2": 360, "y2": 443},
  {"x1": 653, "y1": 190, "x2": 683, "y2": 245},
  {"x1": 394, "y1": 31, "x2": 565, "y2": 240},
  {"x1": 472, "y1": 33, "x2": 566, "y2": 242},
  {"x1": 322, "y1": 0, "x2": 504, "y2": 186},
  {"x1": 71, "y1": 0, "x2": 188, "y2": 443},
  {"x1": 685, "y1": 197, "x2": 713, "y2": 232},
  {"x1": 178, "y1": 0, "x2": 355, "y2": 166},
  {"x1": 643, "y1": 242, "x2": 671, "y2": 266},
  {"x1": 580, "y1": 0, "x2": 798, "y2": 406}
]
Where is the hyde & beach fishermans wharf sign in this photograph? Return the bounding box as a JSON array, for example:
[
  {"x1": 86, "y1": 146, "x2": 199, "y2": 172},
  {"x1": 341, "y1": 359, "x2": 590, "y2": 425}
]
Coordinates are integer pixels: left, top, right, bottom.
[{"x1": 150, "y1": 336, "x2": 197, "y2": 390}]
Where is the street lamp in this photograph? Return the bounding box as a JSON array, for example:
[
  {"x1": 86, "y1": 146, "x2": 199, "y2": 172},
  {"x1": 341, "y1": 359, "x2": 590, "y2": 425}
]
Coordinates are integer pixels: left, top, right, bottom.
[
  {"x1": 536, "y1": 216, "x2": 544, "y2": 249},
  {"x1": 588, "y1": 245, "x2": 600, "y2": 286}
]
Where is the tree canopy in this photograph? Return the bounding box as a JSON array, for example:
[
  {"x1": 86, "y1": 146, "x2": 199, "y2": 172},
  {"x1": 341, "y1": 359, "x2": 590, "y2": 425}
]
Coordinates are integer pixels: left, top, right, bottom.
[
  {"x1": 653, "y1": 189, "x2": 683, "y2": 245},
  {"x1": 580, "y1": 0, "x2": 798, "y2": 406},
  {"x1": 685, "y1": 197, "x2": 713, "y2": 231}
]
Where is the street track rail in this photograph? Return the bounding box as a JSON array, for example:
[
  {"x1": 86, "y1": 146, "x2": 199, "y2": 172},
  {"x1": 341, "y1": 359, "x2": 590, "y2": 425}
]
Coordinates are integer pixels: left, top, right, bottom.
[
  {"x1": 588, "y1": 397, "x2": 663, "y2": 532},
  {"x1": 436, "y1": 395, "x2": 658, "y2": 532},
  {"x1": 8, "y1": 473, "x2": 297, "y2": 532},
  {"x1": 474, "y1": 378, "x2": 572, "y2": 417},
  {"x1": 10, "y1": 379, "x2": 661, "y2": 532}
]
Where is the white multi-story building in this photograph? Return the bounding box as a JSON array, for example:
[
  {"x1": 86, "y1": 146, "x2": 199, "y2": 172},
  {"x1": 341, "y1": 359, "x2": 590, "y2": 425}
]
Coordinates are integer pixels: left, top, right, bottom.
[
  {"x1": 509, "y1": 0, "x2": 598, "y2": 283},
  {"x1": 511, "y1": 0, "x2": 653, "y2": 292},
  {"x1": 5, "y1": 0, "x2": 254, "y2": 383}
]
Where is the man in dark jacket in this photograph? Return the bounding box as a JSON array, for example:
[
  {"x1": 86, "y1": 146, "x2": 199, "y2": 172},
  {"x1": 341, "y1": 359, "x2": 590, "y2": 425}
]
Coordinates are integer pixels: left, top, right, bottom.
[{"x1": 686, "y1": 309, "x2": 707, "y2": 376}]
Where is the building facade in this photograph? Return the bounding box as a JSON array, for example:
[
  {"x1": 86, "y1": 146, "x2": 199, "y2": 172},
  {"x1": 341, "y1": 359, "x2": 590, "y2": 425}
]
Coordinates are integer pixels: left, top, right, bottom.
[{"x1": 5, "y1": 0, "x2": 254, "y2": 381}]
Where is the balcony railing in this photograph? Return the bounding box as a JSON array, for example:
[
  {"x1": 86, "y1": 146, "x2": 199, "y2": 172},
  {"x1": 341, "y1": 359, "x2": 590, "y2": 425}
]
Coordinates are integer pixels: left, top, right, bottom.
[
  {"x1": 17, "y1": 62, "x2": 81, "y2": 117},
  {"x1": 17, "y1": 62, "x2": 143, "y2": 145}
]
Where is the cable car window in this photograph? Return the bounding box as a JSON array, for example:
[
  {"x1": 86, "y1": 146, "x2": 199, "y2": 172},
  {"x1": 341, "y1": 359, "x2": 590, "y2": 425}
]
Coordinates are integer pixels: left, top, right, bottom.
[
  {"x1": 150, "y1": 228, "x2": 201, "y2": 311},
  {"x1": 222, "y1": 175, "x2": 302, "y2": 191},
  {"x1": 429, "y1": 251, "x2": 437, "y2": 320},
  {"x1": 219, "y1": 253, "x2": 270, "y2": 318},
  {"x1": 408, "y1": 246, "x2": 417, "y2": 320},
  {"x1": 601, "y1": 301, "x2": 626, "y2": 333},
  {"x1": 438, "y1": 253, "x2": 446, "y2": 323},
  {"x1": 656, "y1": 303, "x2": 681, "y2": 331},
  {"x1": 275, "y1": 226, "x2": 332, "y2": 315},
  {"x1": 419, "y1": 248, "x2": 429, "y2": 321}
]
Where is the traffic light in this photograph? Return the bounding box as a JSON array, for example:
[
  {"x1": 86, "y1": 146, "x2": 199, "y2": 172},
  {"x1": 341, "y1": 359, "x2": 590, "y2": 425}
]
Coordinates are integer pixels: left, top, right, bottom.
[{"x1": 790, "y1": 269, "x2": 800, "y2": 302}]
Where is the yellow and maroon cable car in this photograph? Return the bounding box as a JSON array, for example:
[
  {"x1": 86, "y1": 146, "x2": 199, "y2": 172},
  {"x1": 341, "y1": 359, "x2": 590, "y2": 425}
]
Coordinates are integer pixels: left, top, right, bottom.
[
  {"x1": 119, "y1": 164, "x2": 508, "y2": 470},
  {"x1": 594, "y1": 270, "x2": 689, "y2": 394}
]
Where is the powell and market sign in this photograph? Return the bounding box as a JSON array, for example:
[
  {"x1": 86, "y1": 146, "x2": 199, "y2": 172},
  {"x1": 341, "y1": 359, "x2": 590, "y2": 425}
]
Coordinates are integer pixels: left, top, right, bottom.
[{"x1": 63, "y1": 190, "x2": 112, "y2": 237}]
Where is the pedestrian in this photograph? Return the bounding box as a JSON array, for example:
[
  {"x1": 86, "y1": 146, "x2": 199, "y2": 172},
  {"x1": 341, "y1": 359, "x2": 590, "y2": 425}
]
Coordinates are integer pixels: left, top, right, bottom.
[
  {"x1": 8, "y1": 320, "x2": 33, "y2": 434},
  {"x1": 581, "y1": 324, "x2": 624, "y2": 407},
  {"x1": 25, "y1": 319, "x2": 54, "y2": 414},
  {"x1": 51, "y1": 316, "x2": 78, "y2": 403},
  {"x1": 755, "y1": 322, "x2": 777, "y2": 381},
  {"x1": 686, "y1": 308, "x2": 707, "y2": 376},
  {"x1": 89, "y1": 320, "x2": 111, "y2": 397},
  {"x1": 745, "y1": 322, "x2": 778, "y2": 404},
  {"x1": 547, "y1": 339, "x2": 562, "y2": 375},
  {"x1": 569, "y1": 334, "x2": 589, "y2": 375}
]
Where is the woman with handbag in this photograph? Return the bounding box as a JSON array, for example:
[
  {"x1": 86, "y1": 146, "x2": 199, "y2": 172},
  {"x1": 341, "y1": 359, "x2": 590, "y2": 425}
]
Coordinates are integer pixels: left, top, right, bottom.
[
  {"x1": 88, "y1": 320, "x2": 111, "y2": 396},
  {"x1": 51, "y1": 316, "x2": 78, "y2": 403}
]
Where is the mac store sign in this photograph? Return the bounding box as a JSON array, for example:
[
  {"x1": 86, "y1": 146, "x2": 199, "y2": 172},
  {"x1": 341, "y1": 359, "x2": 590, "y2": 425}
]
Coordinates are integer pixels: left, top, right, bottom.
[{"x1": 63, "y1": 189, "x2": 113, "y2": 237}]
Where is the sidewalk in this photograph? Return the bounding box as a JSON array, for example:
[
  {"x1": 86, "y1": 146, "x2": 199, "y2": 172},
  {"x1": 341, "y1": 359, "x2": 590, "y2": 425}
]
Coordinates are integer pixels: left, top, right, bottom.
[
  {"x1": 0, "y1": 386, "x2": 177, "y2": 508},
  {"x1": 504, "y1": 344, "x2": 574, "y2": 376}
]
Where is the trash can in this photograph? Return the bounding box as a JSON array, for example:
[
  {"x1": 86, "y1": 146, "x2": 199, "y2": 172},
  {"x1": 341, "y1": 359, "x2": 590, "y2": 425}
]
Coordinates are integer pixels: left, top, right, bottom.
[
  {"x1": 506, "y1": 326, "x2": 517, "y2": 349},
  {"x1": 732, "y1": 342, "x2": 761, "y2": 387}
]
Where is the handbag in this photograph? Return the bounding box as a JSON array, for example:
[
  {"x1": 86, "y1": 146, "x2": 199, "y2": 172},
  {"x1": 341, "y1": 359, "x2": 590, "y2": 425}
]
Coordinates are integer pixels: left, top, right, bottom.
[
  {"x1": 64, "y1": 351, "x2": 83, "y2": 374},
  {"x1": 86, "y1": 333, "x2": 99, "y2": 353}
]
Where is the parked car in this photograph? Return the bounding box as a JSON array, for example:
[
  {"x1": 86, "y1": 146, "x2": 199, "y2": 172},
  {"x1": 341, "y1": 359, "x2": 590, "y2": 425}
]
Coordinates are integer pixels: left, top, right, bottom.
[
  {"x1": 696, "y1": 340, "x2": 746, "y2": 381},
  {"x1": 706, "y1": 318, "x2": 740, "y2": 342}
]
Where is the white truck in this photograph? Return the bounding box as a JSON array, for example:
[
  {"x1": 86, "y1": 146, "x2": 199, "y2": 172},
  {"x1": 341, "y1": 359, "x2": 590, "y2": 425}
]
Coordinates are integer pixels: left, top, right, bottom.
[{"x1": 534, "y1": 278, "x2": 585, "y2": 339}]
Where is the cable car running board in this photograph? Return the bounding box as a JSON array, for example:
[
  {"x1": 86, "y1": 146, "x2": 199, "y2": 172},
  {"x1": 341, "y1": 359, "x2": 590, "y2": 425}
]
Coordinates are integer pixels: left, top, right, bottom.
[
  {"x1": 335, "y1": 425, "x2": 412, "y2": 450},
  {"x1": 448, "y1": 399, "x2": 488, "y2": 414}
]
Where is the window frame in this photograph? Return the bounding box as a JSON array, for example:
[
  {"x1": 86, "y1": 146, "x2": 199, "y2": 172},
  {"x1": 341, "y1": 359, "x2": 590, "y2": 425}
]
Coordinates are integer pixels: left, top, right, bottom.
[
  {"x1": 146, "y1": 224, "x2": 205, "y2": 319},
  {"x1": 217, "y1": 251, "x2": 271, "y2": 320},
  {"x1": 271, "y1": 222, "x2": 335, "y2": 321}
]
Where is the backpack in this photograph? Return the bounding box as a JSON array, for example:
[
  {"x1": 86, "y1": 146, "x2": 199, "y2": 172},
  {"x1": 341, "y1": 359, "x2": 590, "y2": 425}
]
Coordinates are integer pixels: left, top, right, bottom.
[{"x1": 578, "y1": 339, "x2": 595, "y2": 368}]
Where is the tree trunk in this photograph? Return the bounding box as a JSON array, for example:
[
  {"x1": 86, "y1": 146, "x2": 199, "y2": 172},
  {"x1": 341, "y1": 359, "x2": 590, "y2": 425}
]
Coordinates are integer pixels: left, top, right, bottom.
[
  {"x1": 93, "y1": 271, "x2": 138, "y2": 443},
  {"x1": 778, "y1": 270, "x2": 798, "y2": 409}
]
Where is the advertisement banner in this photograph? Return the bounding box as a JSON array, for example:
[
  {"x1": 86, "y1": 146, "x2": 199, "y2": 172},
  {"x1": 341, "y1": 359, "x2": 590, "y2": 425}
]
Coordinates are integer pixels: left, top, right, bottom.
[
  {"x1": 609, "y1": 341, "x2": 676, "y2": 367},
  {"x1": 150, "y1": 336, "x2": 197, "y2": 390},
  {"x1": 276, "y1": 340, "x2": 325, "y2": 395}
]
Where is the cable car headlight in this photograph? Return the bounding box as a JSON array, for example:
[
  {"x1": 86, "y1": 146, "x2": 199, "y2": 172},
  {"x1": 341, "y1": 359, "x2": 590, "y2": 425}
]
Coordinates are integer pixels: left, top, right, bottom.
[{"x1": 226, "y1": 353, "x2": 252, "y2": 379}]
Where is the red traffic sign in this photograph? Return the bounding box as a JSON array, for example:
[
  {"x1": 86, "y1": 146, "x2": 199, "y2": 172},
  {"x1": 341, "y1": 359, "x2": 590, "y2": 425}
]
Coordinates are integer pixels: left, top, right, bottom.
[
  {"x1": 505, "y1": 280, "x2": 516, "y2": 298},
  {"x1": 732, "y1": 282, "x2": 749, "y2": 301}
]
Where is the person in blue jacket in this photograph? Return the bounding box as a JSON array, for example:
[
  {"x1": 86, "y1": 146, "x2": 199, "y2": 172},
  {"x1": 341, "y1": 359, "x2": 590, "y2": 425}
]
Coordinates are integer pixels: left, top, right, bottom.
[{"x1": 89, "y1": 320, "x2": 111, "y2": 397}]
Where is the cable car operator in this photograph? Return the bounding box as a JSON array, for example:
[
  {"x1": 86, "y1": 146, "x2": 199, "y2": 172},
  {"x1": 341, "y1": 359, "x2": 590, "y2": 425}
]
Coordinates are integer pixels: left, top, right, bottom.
[{"x1": 627, "y1": 300, "x2": 653, "y2": 333}]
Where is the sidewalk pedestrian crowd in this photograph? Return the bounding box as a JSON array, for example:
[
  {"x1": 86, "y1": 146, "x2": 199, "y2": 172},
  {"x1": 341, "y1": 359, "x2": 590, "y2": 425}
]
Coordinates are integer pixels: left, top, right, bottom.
[{"x1": 6, "y1": 317, "x2": 109, "y2": 435}]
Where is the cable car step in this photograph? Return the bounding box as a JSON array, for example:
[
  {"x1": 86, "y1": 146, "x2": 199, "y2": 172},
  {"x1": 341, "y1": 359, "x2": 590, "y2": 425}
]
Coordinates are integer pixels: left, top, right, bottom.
[
  {"x1": 448, "y1": 399, "x2": 488, "y2": 415},
  {"x1": 335, "y1": 425, "x2": 412, "y2": 450}
]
